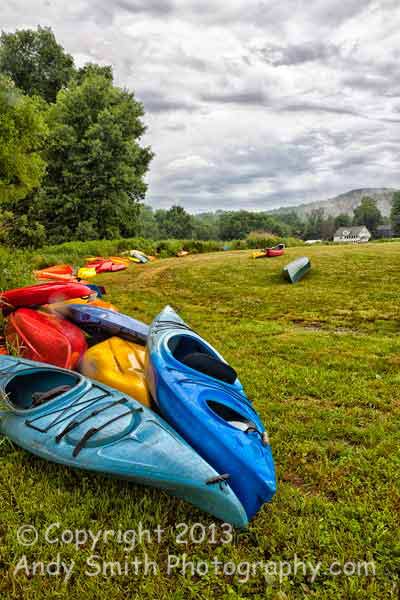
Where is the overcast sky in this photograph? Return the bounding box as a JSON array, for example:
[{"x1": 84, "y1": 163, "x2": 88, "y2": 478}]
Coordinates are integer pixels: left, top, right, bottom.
[{"x1": 3, "y1": 0, "x2": 400, "y2": 211}]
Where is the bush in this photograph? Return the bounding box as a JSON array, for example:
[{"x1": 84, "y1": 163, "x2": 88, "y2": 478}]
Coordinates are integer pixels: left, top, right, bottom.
[
  {"x1": 29, "y1": 236, "x2": 305, "y2": 267},
  {"x1": 0, "y1": 246, "x2": 33, "y2": 291}
]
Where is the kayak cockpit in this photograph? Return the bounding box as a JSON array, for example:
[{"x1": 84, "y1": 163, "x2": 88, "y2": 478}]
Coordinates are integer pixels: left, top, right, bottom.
[
  {"x1": 5, "y1": 369, "x2": 81, "y2": 410},
  {"x1": 207, "y1": 401, "x2": 257, "y2": 432},
  {"x1": 168, "y1": 334, "x2": 214, "y2": 362},
  {"x1": 168, "y1": 334, "x2": 237, "y2": 384}
]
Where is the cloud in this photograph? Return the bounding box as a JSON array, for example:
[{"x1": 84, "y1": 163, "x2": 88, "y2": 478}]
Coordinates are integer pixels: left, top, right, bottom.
[
  {"x1": 2, "y1": 0, "x2": 400, "y2": 211},
  {"x1": 113, "y1": 0, "x2": 174, "y2": 16},
  {"x1": 137, "y1": 90, "x2": 198, "y2": 114},
  {"x1": 201, "y1": 89, "x2": 268, "y2": 105},
  {"x1": 259, "y1": 42, "x2": 341, "y2": 67}
]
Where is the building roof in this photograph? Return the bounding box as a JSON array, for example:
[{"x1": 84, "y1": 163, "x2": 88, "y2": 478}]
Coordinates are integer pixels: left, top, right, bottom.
[{"x1": 334, "y1": 226, "x2": 371, "y2": 236}]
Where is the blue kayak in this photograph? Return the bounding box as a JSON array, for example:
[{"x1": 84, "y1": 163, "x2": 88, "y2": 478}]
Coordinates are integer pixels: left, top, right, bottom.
[
  {"x1": 56, "y1": 305, "x2": 149, "y2": 345},
  {"x1": 130, "y1": 251, "x2": 148, "y2": 264},
  {"x1": 85, "y1": 284, "x2": 106, "y2": 298},
  {"x1": 0, "y1": 356, "x2": 248, "y2": 527},
  {"x1": 145, "y1": 306, "x2": 276, "y2": 521}
]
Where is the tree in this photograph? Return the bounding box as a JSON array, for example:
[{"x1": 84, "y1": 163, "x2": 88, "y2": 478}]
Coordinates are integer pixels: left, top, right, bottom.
[
  {"x1": 353, "y1": 196, "x2": 382, "y2": 235},
  {"x1": 278, "y1": 211, "x2": 305, "y2": 237},
  {"x1": 320, "y1": 215, "x2": 336, "y2": 240},
  {"x1": 390, "y1": 191, "x2": 400, "y2": 236},
  {"x1": 0, "y1": 26, "x2": 75, "y2": 103},
  {"x1": 334, "y1": 213, "x2": 351, "y2": 229},
  {"x1": 156, "y1": 206, "x2": 194, "y2": 238},
  {"x1": 0, "y1": 76, "x2": 48, "y2": 204},
  {"x1": 30, "y1": 71, "x2": 153, "y2": 243},
  {"x1": 0, "y1": 210, "x2": 46, "y2": 247},
  {"x1": 192, "y1": 213, "x2": 219, "y2": 240},
  {"x1": 303, "y1": 209, "x2": 325, "y2": 240},
  {"x1": 136, "y1": 205, "x2": 160, "y2": 238},
  {"x1": 75, "y1": 63, "x2": 113, "y2": 85}
]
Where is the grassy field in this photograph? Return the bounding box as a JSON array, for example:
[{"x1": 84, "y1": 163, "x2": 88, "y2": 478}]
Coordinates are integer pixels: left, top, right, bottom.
[{"x1": 1, "y1": 242, "x2": 399, "y2": 599}]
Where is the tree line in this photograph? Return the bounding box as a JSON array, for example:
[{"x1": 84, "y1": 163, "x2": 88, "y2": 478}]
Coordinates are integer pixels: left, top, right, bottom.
[{"x1": 135, "y1": 195, "x2": 400, "y2": 242}]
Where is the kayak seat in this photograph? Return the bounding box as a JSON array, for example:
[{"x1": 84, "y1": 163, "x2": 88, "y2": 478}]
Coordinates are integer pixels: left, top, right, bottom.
[
  {"x1": 181, "y1": 352, "x2": 237, "y2": 385},
  {"x1": 5, "y1": 370, "x2": 80, "y2": 410},
  {"x1": 32, "y1": 385, "x2": 72, "y2": 407}
]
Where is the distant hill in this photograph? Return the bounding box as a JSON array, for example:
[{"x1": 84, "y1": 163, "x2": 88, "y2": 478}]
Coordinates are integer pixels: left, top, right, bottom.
[{"x1": 272, "y1": 188, "x2": 398, "y2": 219}]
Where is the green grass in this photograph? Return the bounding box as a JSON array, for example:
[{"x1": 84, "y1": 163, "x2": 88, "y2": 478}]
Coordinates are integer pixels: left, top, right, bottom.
[{"x1": 1, "y1": 242, "x2": 400, "y2": 599}]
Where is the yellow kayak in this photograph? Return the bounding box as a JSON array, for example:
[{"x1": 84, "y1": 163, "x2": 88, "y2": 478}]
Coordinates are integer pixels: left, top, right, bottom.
[
  {"x1": 252, "y1": 251, "x2": 267, "y2": 259},
  {"x1": 77, "y1": 267, "x2": 97, "y2": 279},
  {"x1": 80, "y1": 337, "x2": 152, "y2": 408}
]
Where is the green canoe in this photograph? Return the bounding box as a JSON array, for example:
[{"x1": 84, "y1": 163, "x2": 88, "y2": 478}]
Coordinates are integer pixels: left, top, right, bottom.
[{"x1": 283, "y1": 256, "x2": 311, "y2": 283}]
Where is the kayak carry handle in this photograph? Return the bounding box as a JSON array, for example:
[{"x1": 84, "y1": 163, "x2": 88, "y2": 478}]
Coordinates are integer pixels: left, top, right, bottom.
[
  {"x1": 206, "y1": 473, "x2": 230, "y2": 485},
  {"x1": 245, "y1": 426, "x2": 270, "y2": 446}
]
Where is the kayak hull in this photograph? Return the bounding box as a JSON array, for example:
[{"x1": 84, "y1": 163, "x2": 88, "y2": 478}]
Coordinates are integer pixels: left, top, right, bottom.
[
  {"x1": 77, "y1": 267, "x2": 97, "y2": 279},
  {"x1": 266, "y1": 248, "x2": 284, "y2": 257},
  {"x1": 87, "y1": 260, "x2": 127, "y2": 274},
  {"x1": 283, "y1": 257, "x2": 311, "y2": 283},
  {"x1": 58, "y1": 304, "x2": 149, "y2": 345},
  {"x1": 0, "y1": 282, "x2": 93, "y2": 314},
  {"x1": 5, "y1": 308, "x2": 87, "y2": 369},
  {"x1": 0, "y1": 356, "x2": 248, "y2": 527},
  {"x1": 81, "y1": 337, "x2": 152, "y2": 408},
  {"x1": 34, "y1": 265, "x2": 75, "y2": 282},
  {"x1": 145, "y1": 306, "x2": 276, "y2": 521}
]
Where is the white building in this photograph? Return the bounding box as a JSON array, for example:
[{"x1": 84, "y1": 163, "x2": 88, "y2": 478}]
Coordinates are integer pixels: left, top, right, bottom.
[{"x1": 333, "y1": 226, "x2": 371, "y2": 243}]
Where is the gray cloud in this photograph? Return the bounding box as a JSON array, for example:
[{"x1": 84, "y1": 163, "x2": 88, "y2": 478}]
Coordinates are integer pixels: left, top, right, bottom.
[
  {"x1": 137, "y1": 91, "x2": 198, "y2": 113},
  {"x1": 201, "y1": 89, "x2": 268, "y2": 105},
  {"x1": 259, "y1": 42, "x2": 340, "y2": 66},
  {"x1": 2, "y1": 0, "x2": 400, "y2": 212},
  {"x1": 113, "y1": 0, "x2": 174, "y2": 16}
]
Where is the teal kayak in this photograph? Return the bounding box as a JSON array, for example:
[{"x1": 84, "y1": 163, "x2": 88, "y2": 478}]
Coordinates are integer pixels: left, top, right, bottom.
[
  {"x1": 0, "y1": 356, "x2": 248, "y2": 527},
  {"x1": 283, "y1": 256, "x2": 311, "y2": 283}
]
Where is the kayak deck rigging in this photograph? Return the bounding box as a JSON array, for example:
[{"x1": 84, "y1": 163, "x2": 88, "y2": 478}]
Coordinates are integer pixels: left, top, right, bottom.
[
  {"x1": 23, "y1": 385, "x2": 111, "y2": 433},
  {"x1": 71, "y1": 406, "x2": 143, "y2": 458}
]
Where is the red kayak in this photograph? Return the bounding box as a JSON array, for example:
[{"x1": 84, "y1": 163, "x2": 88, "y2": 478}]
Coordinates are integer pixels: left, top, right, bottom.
[
  {"x1": 5, "y1": 308, "x2": 87, "y2": 369},
  {"x1": 0, "y1": 282, "x2": 93, "y2": 314},
  {"x1": 87, "y1": 260, "x2": 127, "y2": 273},
  {"x1": 266, "y1": 244, "x2": 285, "y2": 257},
  {"x1": 0, "y1": 337, "x2": 8, "y2": 355}
]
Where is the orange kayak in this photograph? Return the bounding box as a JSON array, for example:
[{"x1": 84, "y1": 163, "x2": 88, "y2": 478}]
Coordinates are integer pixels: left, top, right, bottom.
[{"x1": 34, "y1": 264, "x2": 76, "y2": 282}]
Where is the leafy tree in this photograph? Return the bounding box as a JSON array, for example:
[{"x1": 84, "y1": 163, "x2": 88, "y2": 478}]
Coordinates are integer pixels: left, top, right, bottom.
[
  {"x1": 75, "y1": 63, "x2": 113, "y2": 85},
  {"x1": 218, "y1": 210, "x2": 290, "y2": 240},
  {"x1": 156, "y1": 206, "x2": 194, "y2": 239},
  {"x1": 278, "y1": 211, "x2": 305, "y2": 237},
  {"x1": 0, "y1": 76, "x2": 48, "y2": 204},
  {"x1": 334, "y1": 213, "x2": 352, "y2": 229},
  {"x1": 0, "y1": 26, "x2": 75, "y2": 102},
  {"x1": 136, "y1": 205, "x2": 160, "y2": 238},
  {"x1": 353, "y1": 196, "x2": 382, "y2": 235},
  {"x1": 30, "y1": 71, "x2": 153, "y2": 243},
  {"x1": 390, "y1": 191, "x2": 400, "y2": 235},
  {"x1": 0, "y1": 210, "x2": 46, "y2": 248},
  {"x1": 320, "y1": 215, "x2": 335, "y2": 240},
  {"x1": 303, "y1": 209, "x2": 325, "y2": 240},
  {"x1": 192, "y1": 213, "x2": 219, "y2": 240}
]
